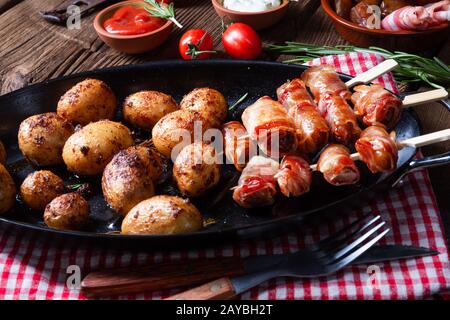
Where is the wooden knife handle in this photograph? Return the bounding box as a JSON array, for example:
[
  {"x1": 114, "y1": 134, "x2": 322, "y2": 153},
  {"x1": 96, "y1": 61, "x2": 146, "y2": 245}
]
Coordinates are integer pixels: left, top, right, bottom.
[
  {"x1": 165, "y1": 277, "x2": 236, "y2": 300},
  {"x1": 81, "y1": 257, "x2": 245, "y2": 297}
]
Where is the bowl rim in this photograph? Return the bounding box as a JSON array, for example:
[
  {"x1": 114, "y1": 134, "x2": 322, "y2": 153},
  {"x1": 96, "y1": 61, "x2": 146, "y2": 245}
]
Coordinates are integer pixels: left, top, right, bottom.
[
  {"x1": 321, "y1": 0, "x2": 449, "y2": 35},
  {"x1": 93, "y1": 0, "x2": 173, "y2": 40},
  {"x1": 211, "y1": 0, "x2": 290, "y2": 16}
]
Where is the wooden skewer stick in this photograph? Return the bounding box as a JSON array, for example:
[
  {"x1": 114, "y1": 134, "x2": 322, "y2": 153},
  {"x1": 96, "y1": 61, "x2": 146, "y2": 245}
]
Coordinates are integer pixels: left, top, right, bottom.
[
  {"x1": 310, "y1": 128, "x2": 450, "y2": 171},
  {"x1": 345, "y1": 59, "x2": 399, "y2": 88},
  {"x1": 401, "y1": 88, "x2": 448, "y2": 108},
  {"x1": 344, "y1": 59, "x2": 447, "y2": 107}
]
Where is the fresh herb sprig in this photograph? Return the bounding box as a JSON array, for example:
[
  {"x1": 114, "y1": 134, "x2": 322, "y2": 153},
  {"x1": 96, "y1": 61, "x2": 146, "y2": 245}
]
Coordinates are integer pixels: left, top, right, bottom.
[
  {"x1": 67, "y1": 183, "x2": 83, "y2": 190},
  {"x1": 229, "y1": 93, "x2": 249, "y2": 110},
  {"x1": 267, "y1": 42, "x2": 450, "y2": 89},
  {"x1": 144, "y1": 0, "x2": 183, "y2": 29}
]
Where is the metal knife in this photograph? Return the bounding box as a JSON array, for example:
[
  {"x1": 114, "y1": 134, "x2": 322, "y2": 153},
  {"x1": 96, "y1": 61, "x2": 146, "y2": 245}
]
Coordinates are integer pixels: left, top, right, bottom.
[{"x1": 81, "y1": 245, "x2": 439, "y2": 297}]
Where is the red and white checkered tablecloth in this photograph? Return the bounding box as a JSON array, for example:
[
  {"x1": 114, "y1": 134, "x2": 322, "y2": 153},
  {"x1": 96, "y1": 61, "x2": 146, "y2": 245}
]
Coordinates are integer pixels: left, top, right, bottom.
[{"x1": 0, "y1": 53, "x2": 449, "y2": 300}]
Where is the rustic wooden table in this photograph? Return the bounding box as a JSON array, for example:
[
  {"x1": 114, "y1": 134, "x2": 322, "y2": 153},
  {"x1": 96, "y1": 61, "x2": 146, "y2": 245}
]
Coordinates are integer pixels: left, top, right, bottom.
[{"x1": 0, "y1": 0, "x2": 449, "y2": 242}]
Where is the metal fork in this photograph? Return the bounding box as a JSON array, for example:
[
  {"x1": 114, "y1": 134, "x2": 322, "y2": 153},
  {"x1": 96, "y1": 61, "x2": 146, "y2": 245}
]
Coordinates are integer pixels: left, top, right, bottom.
[{"x1": 166, "y1": 214, "x2": 389, "y2": 300}]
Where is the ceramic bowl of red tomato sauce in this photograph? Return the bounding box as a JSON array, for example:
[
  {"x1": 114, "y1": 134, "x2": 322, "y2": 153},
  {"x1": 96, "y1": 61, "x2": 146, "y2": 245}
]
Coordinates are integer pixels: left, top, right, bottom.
[{"x1": 94, "y1": 0, "x2": 173, "y2": 54}]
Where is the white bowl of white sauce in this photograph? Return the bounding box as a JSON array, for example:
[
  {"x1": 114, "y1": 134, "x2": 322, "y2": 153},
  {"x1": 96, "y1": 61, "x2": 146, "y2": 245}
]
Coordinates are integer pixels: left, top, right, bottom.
[{"x1": 212, "y1": 0, "x2": 290, "y2": 30}]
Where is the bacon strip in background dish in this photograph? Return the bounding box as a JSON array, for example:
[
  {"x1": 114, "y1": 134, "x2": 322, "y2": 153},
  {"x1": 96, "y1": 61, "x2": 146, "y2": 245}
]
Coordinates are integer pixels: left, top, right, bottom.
[
  {"x1": 275, "y1": 154, "x2": 312, "y2": 197},
  {"x1": 241, "y1": 96, "x2": 297, "y2": 158},
  {"x1": 355, "y1": 126, "x2": 398, "y2": 173},
  {"x1": 301, "y1": 65, "x2": 352, "y2": 101},
  {"x1": 232, "y1": 156, "x2": 279, "y2": 208},
  {"x1": 351, "y1": 84, "x2": 403, "y2": 129},
  {"x1": 317, "y1": 144, "x2": 361, "y2": 186},
  {"x1": 222, "y1": 121, "x2": 255, "y2": 171},
  {"x1": 381, "y1": 0, "x2": 450, "y2": 31},
  {"x1": 276, "y1": 79, "x2": 330, "y2": 154},
  {"x1": 317, "y1": 94, "x2": 362, "y2": 145}
]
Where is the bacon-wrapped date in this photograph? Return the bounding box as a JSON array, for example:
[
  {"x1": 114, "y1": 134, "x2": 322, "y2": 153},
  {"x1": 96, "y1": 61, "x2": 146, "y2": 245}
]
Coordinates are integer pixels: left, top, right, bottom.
[
  {"x1": 275, "y1": 154, "x2": 312, "y2": 197},
  {"x1": 242, "y1": 96, "x2": 297, "y2": 158},
  {"x1": 381, "y1": 0, "x2": 412, "y2": 16},
  {"x1": 351, "y1": 84, "x2": 402, "y2": 130},
  {"x1": 276, "y1": 79, "x2": 330, "y2": 154},
  {"x1": 222, "y1": 121, "x2": 255, "y2": 171},
  {"x1": 335, "y1": 0, "x2": 354, "y2": 19},
  {"x1": 381, "y1": 1, "x2": 450, "y2": 31},
  {"x1": 318, "y1": 94, "x2": 362, "y2": 145},
  {"x1": 350, "y1": 2, "x2": 382, "y2": 29},
  {"x1": 301, "y1": 65, "x2": 352, "y2": 101},
  {"x1": 355, "y1": 126, "x2": 398, "y2": 173},
  {"x1": 317, "y1": 144, "x2": 360, "y2": 186},
  {"x1": 232, "y1": 156, "x2": 279, "y2": 208}
]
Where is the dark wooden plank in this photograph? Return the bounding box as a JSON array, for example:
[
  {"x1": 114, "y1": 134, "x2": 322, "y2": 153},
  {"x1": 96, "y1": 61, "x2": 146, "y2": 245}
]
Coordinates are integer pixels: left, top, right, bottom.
[
  {"x1": 0, "y1": 0, "x2": 23, "y2": 14},
  {"x1": 0, "y1": 0, "x2": 320, "y2": 87}
]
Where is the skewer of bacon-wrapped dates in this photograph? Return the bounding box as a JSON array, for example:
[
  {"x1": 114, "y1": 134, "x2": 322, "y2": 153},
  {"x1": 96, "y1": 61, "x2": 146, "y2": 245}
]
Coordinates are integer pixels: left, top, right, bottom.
[
  {"x1": 316, "y1": 144, "x2": 361, "y2": 186},
  {"x1": 241, "y1": 96, "x2": 297, "y2": 158},
  {"x1": 301, "y1": 65, "x2": 352, "y2": 101},
  {"x1": 351, "y1": 84, "x2": 403, "y2": 130},
  {"x1": 222, "y1": 121, "x2": 255, "y2": 172},
  {"x1": 302, "y1": 65, "x2": 362, "y2": 145},
  {"x1": 276, "y1": 79, "x2": 330, "y2": 154},
  {"x1": 355, "y1": 126, "x2": 398, "y2": 173},
  {"x1": 275, "y1": 154, "x2": 313, "y2": 197},
  {"x1": 232, "y1": 156, "x2": 279, "y2": 208}
]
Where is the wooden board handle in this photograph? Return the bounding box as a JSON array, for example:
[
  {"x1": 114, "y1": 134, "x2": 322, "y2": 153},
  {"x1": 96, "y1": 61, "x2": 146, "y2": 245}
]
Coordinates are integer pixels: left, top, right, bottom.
[
  {"x1": 402, "y1": 88, "x2": 448, "y2": 108},
  {"x1": 345, "y1": 59, "x2": 398, "y2": 88},
  {"x1": 165, "y1": 277, "x2": 236, "y2": 300},
  {"x1": 81, "y1": 257, "x2": 245, "y2": 297}
]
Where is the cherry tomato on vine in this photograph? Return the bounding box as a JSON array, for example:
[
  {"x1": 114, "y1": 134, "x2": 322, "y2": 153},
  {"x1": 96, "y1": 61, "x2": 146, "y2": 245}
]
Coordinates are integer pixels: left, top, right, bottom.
[
  {"x1": 222, "y1": 23, "x2": 262, "y2": 60},
  {"x1": 179, "y1": 29, "x2": 215, "y2": 60}
]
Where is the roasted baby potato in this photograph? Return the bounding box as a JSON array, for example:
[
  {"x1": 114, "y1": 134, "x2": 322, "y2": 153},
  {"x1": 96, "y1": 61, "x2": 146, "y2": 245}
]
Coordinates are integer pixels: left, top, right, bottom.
[
  {"x1": 180, "y1": 88, "x2": 228, "y2": 128},
  {"x1": 18, "y1": 112, "x2": 74, "y2": 166},
  {"x1": 0, "y1": 163, "x2": 16, "y2": 214},
  {"x1": 57, "y1": 78, "x2": 116, "y2": 125},
  {"x1": 102, "y1": 144, "x2": 164, "y2": 215},
  {"x1": 44, "y1": 192, "x2": 89, "y2": 231},
  {"x1": 123, "y1": 91, "x2": 179, "y2": 130},
  {"x1": 151, "y1": 109, "x2": 212, "y2": 159},
  {"x1": 20, "y1": 170, "x2": 65, "y2": 211},
  {"x1": 121, "y1": 195, "x2": 203, "y2": 235},
  {"x1": 173, "y1": 142, "x2": 221, "y2": 197},
  {"x1": 62, "y1": 120, "x2": 134, "y2": 176},
  {"x1": 0, "y1": 140, "x2": 6, "y2": 165}
]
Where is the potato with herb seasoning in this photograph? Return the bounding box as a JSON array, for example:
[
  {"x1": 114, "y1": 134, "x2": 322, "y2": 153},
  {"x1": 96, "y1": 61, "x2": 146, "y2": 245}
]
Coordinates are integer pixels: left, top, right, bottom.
[
  {"x1": 20, "y1": 170, "x2": 65, "y2": 211},
  {"x1": 0, "y1": 163, "x2": 16, "y2": 215},
  {"x1": 102, "y1": 145, "x2": 164, "y2": 215},
  {"x1": 18, "y1": 112, "x2": 74, "y2": 166},
  {"x1": 121, "y1": 195, "x2": 203, "y2": 235},
  {"x1": 57, "y1": 79, "x2": 117, "y2": 125},
  {"x1": 44, "y1": 192, "x2": 90, "y2": 231},
  {"x1": 180, "y1": 88, "x2": 228, "y2": 128},
  {"x1": 123, "y1": 90, "x2": 179, "y2": 130},
  {"x1": 62, "y1": 120, "x2": 134, "y2": 176},
  {"x1": 151, "y1": 109, "x2": 213, "y2": 159},
  {"x1": 173, "y1": 142, "x2": 221, "y2": 198}
]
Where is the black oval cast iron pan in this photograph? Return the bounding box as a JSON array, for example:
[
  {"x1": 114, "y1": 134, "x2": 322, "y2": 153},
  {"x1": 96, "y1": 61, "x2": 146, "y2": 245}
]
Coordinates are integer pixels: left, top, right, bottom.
[{"x1": 0, "y1": 60, "x2": 449, "y2": 249}]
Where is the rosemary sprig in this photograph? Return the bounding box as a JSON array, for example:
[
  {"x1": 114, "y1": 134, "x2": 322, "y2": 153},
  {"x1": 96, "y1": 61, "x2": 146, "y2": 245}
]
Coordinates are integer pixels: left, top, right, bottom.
[
  {"x1": 229, "y1": 93, "x2": 249, "y2": 110},
  {"x1": 67, "y1": 183, "x2": 83, "y2": 190},
  {"x1": 144, "y1": 0, "x2": 183, "y2": 29},
  {"x1": 267, "y1": 42, "x2": 450, "y2": 89}
]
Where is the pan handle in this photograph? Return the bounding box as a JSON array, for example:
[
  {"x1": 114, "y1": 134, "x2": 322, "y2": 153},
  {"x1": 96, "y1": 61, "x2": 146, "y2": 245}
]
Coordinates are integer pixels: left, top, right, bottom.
[
  {"x1": 392, "y1": 150, "x2": 450, "y2": 187},
  {"x1": 438, "y1": 98, "x2": 450, "y2": 112}
]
